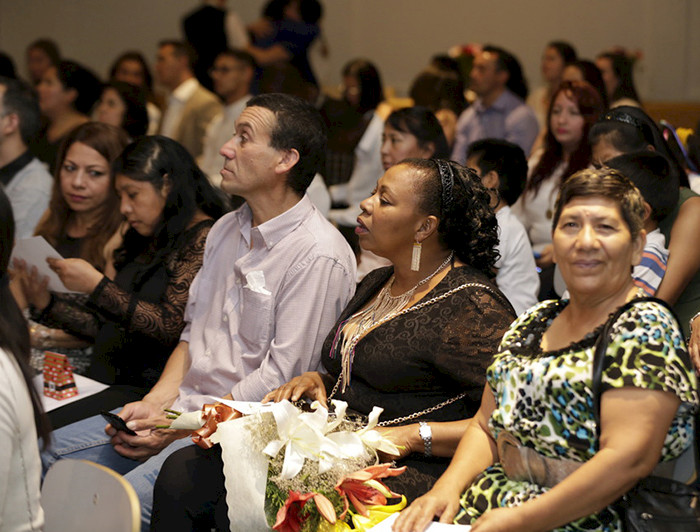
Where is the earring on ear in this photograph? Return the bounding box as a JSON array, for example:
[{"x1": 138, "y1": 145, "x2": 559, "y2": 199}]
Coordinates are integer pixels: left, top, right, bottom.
[{"x1": 411, "y1": 241, "x2": 422, "y2": 271}]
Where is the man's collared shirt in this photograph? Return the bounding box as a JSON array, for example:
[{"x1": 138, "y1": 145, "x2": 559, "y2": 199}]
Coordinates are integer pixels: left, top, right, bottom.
[
  {"x1": 174, "y1": 194, "x2": 356, "y2": 410},
  {"x1": 0, "y1": 151, "x2": 52, "y2": 238},
  {"x1": 452, "y1": 89, "x2": 539, "y2": 163},
  {"x1": 159, "y1": 77, "x2": 200, "y2": 139}
]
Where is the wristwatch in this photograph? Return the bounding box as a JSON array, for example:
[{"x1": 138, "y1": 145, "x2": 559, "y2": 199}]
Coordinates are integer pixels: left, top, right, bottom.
[{"x1": 418, "y1": 421, "x2": 432, "y2": 457}]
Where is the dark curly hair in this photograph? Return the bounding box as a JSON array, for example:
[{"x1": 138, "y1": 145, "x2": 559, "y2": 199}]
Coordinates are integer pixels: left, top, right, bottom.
[{"x1": 403, "y1": 158, "x2": 500, "y2": 277}]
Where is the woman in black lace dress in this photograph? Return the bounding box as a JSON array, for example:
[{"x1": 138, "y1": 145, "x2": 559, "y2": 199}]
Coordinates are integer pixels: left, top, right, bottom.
[
  {"x1": 18, "y1": 136, "x2": 229, "y2": 427},
  {"x1": 150, "y1": 159, "x2": 516, "y2": 531}
]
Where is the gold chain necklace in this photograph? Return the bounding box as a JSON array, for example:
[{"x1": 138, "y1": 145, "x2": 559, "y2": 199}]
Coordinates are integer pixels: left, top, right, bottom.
[{"x1": 336, "y1": 252, "x2": 454, "y2": 393}]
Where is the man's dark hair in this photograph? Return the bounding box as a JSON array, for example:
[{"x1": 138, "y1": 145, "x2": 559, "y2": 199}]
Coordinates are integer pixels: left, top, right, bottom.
[
  {"x1": 467, "y1": 139, "x2": 528, "y2": 206},
  {"x1": 0, "y1": 76, "x2": 41, "y2": 145},
  {"x1": 159, "y1": 40, "x2": 197, "y2": 71},
  {"x1": 246, "y1": 93, "x2": 327, "y2": 195},
  {"x1": 482, "y1": 45, "x2": 529, "y2": 100},
  {"x1": 217, "y1": 48, "x2": 257, "y2": 71}
]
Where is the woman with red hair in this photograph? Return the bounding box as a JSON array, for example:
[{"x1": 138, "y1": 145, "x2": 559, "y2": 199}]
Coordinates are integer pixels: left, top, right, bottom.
[{"x1": 512, "y1": 80, "x2": 604, "y2": 299}]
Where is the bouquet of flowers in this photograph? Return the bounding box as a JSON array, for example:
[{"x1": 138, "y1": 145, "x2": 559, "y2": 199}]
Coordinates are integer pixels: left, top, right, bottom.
[{"x1": 168, "y1": 400, "x2": 407, "y2": 532}]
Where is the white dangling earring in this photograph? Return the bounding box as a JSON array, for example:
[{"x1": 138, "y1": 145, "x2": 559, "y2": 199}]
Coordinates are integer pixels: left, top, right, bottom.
[{"x1": 411, "y1": 241, "x2": 422, "y2": 271}]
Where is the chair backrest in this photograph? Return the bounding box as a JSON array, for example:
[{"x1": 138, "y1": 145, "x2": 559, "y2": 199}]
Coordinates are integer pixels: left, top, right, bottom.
[{"x1": 41, "y1": 459, "x2": 140, "y2": 532}]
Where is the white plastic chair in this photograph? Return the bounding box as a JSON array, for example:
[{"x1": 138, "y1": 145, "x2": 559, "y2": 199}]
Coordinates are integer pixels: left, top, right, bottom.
[{"x1": 41, "y1": 459, "x2": 140, "y2": 532}]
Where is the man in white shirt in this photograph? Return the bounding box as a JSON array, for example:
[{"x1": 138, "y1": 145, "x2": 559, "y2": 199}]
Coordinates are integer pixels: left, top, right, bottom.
[
  {"x1": 41, "y1": 93, "x2": 357, "y2": 531},
  {"x1": 198, "y1": 49, "x2": 254, "y2": 186},
  {"x1": 0, "y1": 77, "x2": 52, "y2": 238},
  {"x1": 156, "y1": 40, "x2": 221, "y2": 159},
  {"x1": 467, "y1": 139, "x2": 539, "y2": 315}
]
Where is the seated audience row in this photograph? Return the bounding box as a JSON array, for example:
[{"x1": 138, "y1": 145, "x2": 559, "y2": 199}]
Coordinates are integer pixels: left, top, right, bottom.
[
  {"x1": 152, "y1": 158, "x2": 517, "y2": 531},
  {"x1": 1, "y1": 25, "x2": 698, "y2": 532},
  {"x1": 37, "y1": 94, "x2": 357, "y2": 531},
  {"x1": 16, "y1": 129, "x2": 229, "y2": 428}
]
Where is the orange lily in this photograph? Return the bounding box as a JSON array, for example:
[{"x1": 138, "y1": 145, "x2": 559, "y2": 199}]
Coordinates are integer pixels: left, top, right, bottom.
[
  {"x1": 192, "y1": 403, "x2": 241, "y2": 449},
  {"x1": 334, "y1": 464, "x2": 406, "y2": 519},
  {"x1": 273, "y1": 490, "x2": 337, "y2": 532}
]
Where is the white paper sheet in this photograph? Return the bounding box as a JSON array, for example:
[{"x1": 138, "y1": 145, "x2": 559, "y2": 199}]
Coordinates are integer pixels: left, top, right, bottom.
[
  {"x1": 11, "y1": 236, "x2": 77, "y2": 293},
  {"x1": 33, "y1": 373, "x2": 109, "y2": 412},
  {"x1": 369, "y1": 513, "x2": 471, "y2": 531}
]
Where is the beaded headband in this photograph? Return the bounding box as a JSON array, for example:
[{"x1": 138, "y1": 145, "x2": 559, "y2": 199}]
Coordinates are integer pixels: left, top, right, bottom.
[
  {"x1": 435, "y1": 159, "x2": 454, "y2": 212},
  {"x1": 601, "y1": 110, "x2": 643, "y2": 130}
]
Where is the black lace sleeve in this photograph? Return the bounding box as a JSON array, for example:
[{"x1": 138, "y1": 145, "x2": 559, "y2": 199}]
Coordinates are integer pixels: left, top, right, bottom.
[
  {"x1": 31, "y1": 292, "x2": 102, "y2": 340},
  {"x1": 85, "y1": 221, "x2": 213, "y2": 345}
]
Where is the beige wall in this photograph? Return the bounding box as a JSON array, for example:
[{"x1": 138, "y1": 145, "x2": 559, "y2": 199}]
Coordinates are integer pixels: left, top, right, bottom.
[{"x1": 1, "y1": 0, "x2": 698, "y2": 101}]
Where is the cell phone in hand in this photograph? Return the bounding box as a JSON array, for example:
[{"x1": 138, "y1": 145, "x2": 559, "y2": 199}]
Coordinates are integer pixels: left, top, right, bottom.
[{"x1": 100, "y1": 410, "x2": 137, "y2": 436}]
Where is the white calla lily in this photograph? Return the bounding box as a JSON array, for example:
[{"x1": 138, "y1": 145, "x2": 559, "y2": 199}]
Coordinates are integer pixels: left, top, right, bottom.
[
  {"x1": 356, "y1": 406, "x2": 401, "y2": 457},
  {"x1": 167, "y1": 410, "x2": 204, "y2": 430},
  {"x1": 262, "y1": 400, "x2": 330, "y2": 479},
  {"x1": 323, "y1": 399, "x2": 349, "y2": 432}
]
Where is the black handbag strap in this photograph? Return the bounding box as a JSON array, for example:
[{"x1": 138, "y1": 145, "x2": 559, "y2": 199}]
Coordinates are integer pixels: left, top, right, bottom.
[{"x1": 591, "y1": 296, "x2": 699, "y2": 481}]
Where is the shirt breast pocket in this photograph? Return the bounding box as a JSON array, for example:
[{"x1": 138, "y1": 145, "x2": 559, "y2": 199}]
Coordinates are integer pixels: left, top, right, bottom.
[{"x1": 238, "y1": 288, "x2": 272, "y2": 348}]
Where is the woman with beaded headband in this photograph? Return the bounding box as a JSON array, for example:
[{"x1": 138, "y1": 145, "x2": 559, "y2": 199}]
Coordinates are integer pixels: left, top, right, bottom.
[
  {"x1": 590, "y1": 105, "x2": 700, "y2": 367},
  {"x1": 149, "y1": 159, "x2": 516, "y2": 531}
]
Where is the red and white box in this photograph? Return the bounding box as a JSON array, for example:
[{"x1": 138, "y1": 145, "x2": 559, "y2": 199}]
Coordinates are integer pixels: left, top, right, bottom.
[{"x1": 43, "y1": 352, "x2": 78, "y2": 400}]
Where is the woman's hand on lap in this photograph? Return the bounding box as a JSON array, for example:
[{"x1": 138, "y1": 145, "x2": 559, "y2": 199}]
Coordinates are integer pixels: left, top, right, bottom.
[
  {"x1": 261, "y1": 372, "x2": 327, "y2": 406},
  {"x1": 392, "y1": 483, "x2": 462, "y2": 532},
  {"x1": 470, "y1": 507, "x2": 528, "y2": 532}
]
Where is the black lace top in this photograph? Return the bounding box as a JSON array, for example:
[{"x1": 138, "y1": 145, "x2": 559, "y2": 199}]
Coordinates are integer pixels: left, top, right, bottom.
[
  {"x1": 34, "y1": 219, "x2": 214, "y2": 387},
  {"x1": 321, "y1": 265, "x2": 516, "y2": 501}
]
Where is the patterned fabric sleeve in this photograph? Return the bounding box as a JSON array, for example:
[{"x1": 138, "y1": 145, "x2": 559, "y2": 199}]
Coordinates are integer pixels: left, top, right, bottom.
[
  {"x1": 31, "y1": 293, "x2": 100, "y2": 341},
  {"x1": 601, "y1": 300, "x2": 699, "y2": 407},
  {"x1": 32, "y1": 221, "x2": 212, "y2": 346},
  {"x1": 85, "y1": 221, "x2": 212, "y2": 345}
]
